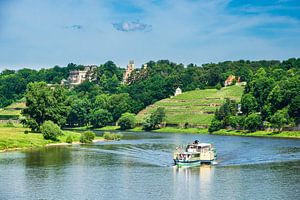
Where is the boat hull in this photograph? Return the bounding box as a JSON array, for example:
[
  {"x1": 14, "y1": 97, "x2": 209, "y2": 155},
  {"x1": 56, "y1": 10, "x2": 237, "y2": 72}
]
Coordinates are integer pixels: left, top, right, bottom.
[{"x1": 174, "y1": 159, "x2": 213, "y2": 167}]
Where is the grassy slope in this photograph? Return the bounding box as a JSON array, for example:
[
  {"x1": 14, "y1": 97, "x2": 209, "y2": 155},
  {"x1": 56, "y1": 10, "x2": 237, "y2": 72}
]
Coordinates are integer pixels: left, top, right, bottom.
[
  {"x1": 0, "y1": 124, "x2": 102, "y2": 151},
  {"x1": 136, "y1": 85, "x2": 244, "y2": 126},
  {"x1": 0, "y1": 102, "x2": 26, "y2": 116}
]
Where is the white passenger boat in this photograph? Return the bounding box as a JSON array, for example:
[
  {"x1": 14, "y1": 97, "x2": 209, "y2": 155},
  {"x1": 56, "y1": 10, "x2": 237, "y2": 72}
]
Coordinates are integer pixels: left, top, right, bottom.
[{"x1": 173, "y1": 140, "x2": 216, "y2": 167}]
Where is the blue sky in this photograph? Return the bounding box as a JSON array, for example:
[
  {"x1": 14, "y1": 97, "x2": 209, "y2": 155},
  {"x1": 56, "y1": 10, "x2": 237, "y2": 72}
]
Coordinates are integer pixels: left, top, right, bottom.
[{"x1": 0, "y1": 0, "x2": 299, "y2": 70}]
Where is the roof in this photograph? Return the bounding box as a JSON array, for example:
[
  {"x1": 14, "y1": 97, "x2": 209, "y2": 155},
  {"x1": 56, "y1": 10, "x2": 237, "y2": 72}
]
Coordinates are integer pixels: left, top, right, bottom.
[
  {"x1": 189, "y1": 143, "x2": 212, "y2": 147},
  {"x1": 225, "y1": 75, "x2": 235, "y2": 82}
]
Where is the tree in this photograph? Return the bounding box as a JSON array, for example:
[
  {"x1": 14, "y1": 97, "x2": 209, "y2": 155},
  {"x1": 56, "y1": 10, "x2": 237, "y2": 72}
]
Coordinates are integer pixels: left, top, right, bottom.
[
  {"x1": 249, "y1": 68, "x2": 275, "y2": 109},
  {"x1": 270, "y1": 109, "x2": 289, "y2": 132},
  {"x1": 118, "y1": 113, "x2": 136, "y2": 130},
  {"x1": 66, "y1": 97, "x2": 91, "y2": 127},
  {"x1": 229, "y1": 116, "x2": 240, "y2": 129},
  {"x1": 244, "y1": 113, "x2": 262, "y2": 132},
  {"x1": 143, "y1": 107, "x2": 166, "y2": 131},
  {"x1": 288, "y1": 95, "x2": 300, "y2": 125},
  {"x1": 90, "y1": 109, "x2": 113, "y2": 128},
  {"x1": 241, "y1": 93, "x2": 258, "y2": 115},
  {"x1": 108, "y1": 93, "x2": 133, "y2": 121},
  {"x1": 22, "y1": 82, "x2": 69, "y2": 131},
  {"x1": 40, "y1": 120, "x2": 62, "y2": 141},
  {"x1": 93, "y1": 94, "x2": 109, "y2": 110}
]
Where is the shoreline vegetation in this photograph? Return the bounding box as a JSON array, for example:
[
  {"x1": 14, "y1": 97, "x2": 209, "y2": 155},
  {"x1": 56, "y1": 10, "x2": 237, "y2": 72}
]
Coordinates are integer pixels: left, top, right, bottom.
[
  {"x1": 0, "y1": 124, "x2": 103, "y2": 152},
  {"x1": 1, "y1": 124, "x2": 299, "y2": 153},
  {"x1": 66, "y1": 125, "x2": 300, "y2": 139}
]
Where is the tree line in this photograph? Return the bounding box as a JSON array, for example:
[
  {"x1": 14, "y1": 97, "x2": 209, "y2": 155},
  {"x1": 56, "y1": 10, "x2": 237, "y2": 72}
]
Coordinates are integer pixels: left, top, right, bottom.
[
  {"x1": 1, "y1": 58, "x2": 299, "y2": 133},
  {"x1": 209, "y1": 58, "x2": 300, "y2": 133}
]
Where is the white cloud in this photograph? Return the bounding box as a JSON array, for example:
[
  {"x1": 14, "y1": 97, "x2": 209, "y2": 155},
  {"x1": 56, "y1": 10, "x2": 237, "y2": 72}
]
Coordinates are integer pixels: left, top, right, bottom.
[{"x1": 112, "y1": 20, "x2": 152, "y2": 32}]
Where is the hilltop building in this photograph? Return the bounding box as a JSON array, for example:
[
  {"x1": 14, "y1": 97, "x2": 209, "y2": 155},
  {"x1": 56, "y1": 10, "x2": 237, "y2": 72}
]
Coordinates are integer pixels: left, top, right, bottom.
[
  {"x1": 174, "y1": 87, "x2": 182, "y2": 96},
  {"x1": 61, "y1": 65, "x2": 97, "y2": 86},
  {"x1": 224, "y1": 75, "x2": 241, "y2": 87},
  {"x1": 123, "y1": 60, "x2": 135, "y2": 84}
]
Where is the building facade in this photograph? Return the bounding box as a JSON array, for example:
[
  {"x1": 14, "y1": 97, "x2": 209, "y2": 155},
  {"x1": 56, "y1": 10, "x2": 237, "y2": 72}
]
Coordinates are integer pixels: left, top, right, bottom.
[{"x1": 61, "y1": 65, "x2": 97, "y2": 86}]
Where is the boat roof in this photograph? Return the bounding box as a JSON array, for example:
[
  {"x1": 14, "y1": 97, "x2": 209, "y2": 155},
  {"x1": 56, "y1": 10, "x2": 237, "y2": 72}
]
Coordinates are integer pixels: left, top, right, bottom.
[{"x1": 190, "y1": 143, "x2": 212, "y2": 147}]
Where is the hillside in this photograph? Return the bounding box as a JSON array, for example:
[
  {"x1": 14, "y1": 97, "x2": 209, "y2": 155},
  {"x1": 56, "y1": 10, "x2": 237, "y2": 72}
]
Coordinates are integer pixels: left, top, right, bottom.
[
  {"x1": 136, "y1": 85, "x2": 244, "y2": 127},
  {"x1": 0, "y1": 101, "x2": 25, "y2": 120}
]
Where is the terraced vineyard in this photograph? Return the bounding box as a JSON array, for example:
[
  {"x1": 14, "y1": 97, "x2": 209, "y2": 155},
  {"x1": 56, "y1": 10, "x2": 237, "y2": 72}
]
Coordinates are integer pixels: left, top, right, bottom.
[
  {"x1": 0, "y1": 101, "x2": 26, "y2": 120},
  {"x1": 136, "y1": 85, "x2": 244, "y2": 127}
]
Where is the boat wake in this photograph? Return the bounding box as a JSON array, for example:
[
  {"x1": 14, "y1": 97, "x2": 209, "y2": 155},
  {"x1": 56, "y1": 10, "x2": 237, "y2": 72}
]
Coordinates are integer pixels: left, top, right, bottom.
[{"x1": 77, "y1": 144, "x2": 173, "y2": 167}]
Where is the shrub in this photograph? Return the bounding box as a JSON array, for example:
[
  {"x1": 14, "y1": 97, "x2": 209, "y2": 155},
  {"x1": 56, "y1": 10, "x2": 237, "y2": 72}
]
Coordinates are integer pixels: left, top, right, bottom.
[
  {"x1": 103, "y1": 132, "x2": 123, "y2": 140},
  {"x1": 142, "y1": 107, "x2": 166, "y2": 131},
  {"x1": 208, "y1": 119, "x2": 222, "y2": 133},
  {"x1": 216, "y1": 83, "x2": 222, "y2": 90},
  {"x1": 24, "y1": 130, "x2": 29, "y2": 134},
  {"x1": 66, "y1": 135, "x2": 73, "y2": 143},
  {"x1": 118, "y1": 113, "x2": 136, "y2": 130},
  {"x1": 40, "y1": 121, "x2": 62, "y2": 141},
  {"x1": 80, "y1": 131, "x2": 96, "y2": 143}
]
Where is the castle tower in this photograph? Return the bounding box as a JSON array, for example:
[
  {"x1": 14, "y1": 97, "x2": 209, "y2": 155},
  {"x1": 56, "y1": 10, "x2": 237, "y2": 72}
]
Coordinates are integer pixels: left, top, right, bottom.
[{"x1": 123, "y1": 60, "x2": 135, "y2": 84}]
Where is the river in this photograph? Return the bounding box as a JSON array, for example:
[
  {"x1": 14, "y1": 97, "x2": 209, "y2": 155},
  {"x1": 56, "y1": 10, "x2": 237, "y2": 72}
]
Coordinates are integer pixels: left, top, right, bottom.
[{"x1": 0, "y1": 131, "x2": 300, "y2": 200}]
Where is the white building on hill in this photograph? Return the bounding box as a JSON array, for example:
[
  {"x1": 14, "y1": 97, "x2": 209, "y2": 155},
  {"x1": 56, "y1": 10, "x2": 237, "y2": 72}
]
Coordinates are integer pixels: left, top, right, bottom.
[{"x1": 174, "y1": 87, "x2": 182, "y2": 96}]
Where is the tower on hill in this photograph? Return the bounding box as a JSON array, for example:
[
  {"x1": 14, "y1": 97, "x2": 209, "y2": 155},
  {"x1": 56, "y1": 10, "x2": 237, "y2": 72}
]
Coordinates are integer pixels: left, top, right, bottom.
[{"x1": 123, "y1": 60, "x2": 135, "y2": 84}]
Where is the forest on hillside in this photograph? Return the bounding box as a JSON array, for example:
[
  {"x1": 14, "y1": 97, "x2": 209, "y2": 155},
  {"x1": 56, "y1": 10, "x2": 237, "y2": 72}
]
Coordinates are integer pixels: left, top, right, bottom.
[{"x1": 0, "y1": 58, "x2": 299, "y2": 131}]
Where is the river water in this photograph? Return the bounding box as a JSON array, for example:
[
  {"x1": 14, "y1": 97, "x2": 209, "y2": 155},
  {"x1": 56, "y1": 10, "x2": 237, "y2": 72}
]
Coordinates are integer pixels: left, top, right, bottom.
[{"x1": 0, "y1": 132, "x2": 300, "y2": 200}]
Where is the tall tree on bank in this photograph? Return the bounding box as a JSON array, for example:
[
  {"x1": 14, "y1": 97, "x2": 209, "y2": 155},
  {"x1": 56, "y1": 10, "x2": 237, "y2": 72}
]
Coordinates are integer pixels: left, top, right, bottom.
[{"x1": 22, "y1": 82, "x2": 70, "y2": 131}]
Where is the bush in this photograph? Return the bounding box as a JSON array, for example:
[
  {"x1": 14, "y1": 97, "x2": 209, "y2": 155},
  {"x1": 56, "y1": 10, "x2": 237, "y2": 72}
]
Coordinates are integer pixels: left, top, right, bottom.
[
  {"x1": 40, "y1": 121, "x2": 62, "y2": 141},
  {"x1": 80, "y1": 131, "x2": 96, "y2": 143},
  {"x1": 118, "y1": 113, "x2": 136, "y2": 130},
  {"x1": 103, "y1": 132, "x2": 123, "y2": 140},
  {"x1": 142, "y1": 107, "x2": 166, "y2": 131},
  {"x1": 24, "y1": 130, "x2": 29, "y2": 134},
  {"x1": 66, "y1": 135, "x2": 73, "y2": 143},
  {"x1": 216, "y1": 83, "x2": 222, "y2": 90},
  {"x1": 208, "y1": 119, "x2": 222, "y2": 133}
]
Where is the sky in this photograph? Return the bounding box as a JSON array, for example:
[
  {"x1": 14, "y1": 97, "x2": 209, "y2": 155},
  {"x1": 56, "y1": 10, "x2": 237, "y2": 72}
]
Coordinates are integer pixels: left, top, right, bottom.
[{"x1": 0, "y1": 0, "x2": 299, "y2": 70}]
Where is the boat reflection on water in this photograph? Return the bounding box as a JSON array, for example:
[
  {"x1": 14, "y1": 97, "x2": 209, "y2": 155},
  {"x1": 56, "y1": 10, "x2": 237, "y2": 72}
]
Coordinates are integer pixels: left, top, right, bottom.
[{"x1": 172, "y1": 165, "x2": 215, "y2": 199}]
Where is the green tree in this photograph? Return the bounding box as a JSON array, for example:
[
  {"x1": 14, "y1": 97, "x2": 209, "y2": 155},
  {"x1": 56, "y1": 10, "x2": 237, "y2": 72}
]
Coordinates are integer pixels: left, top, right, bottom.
[
  {"x1": 270, "y1": 109, "x2": 289, "y2": 132},
  {"x1": 93, "y1": 94, "x2": 109, "y2": 110},
  {"x1": 244, "y1": 113, "x2": 262, "y2": 132},
  {"x1": 90, "y1": 109, "x2": 113, "y2": 128},
  {"x1": 22, "y1": 82, "x2": 69, "y2": 131},
  {"x1": 118, "y1": 113, "x2": 136, "y2": 130},
  {"x1": 229, "y1": 116, "x2": 240, "y2": 129},
  {"x1": 67, "y1": 97, "x2": 91, "y2": 127},
  {"x1": 143, "y1": 107, "x2": 166, "y2": 131},
  {"x1": 108, "y1": 93, "x2": 133, "y2": 121},
  {"x1": 241, "y1": 93, "x2": 258, "y2": 115},
  {"x1": 288, "y1": 95, "x2": 300, "y2": 125},
  {"x1": 40, "y1": 120, "x2": 62, "y2": 141}
]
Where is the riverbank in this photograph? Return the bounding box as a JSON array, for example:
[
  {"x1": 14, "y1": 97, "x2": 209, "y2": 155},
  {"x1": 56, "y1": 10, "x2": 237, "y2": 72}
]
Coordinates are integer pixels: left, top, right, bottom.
[
  {"x1": 0, "y1": 124, "x2": 103, "y2": 152},
  {"x1": 155, "y1": 127, "x2": 300, "y2": 139},
  {"x1": 68, "y1": 125, "x2": 300, "y2": 139}
]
